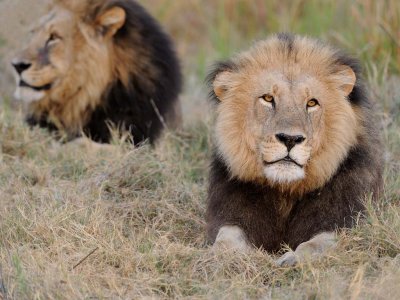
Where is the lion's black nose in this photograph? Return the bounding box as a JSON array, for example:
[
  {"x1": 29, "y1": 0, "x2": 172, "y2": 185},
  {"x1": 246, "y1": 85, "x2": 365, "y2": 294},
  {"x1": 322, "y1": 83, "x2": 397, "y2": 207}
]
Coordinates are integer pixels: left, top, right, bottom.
[
  {"x1": 12, "y1": 61, "x2": 32, "y2": 74},
  {"x1": 276, "y1": 133, "x2": 306, "y2": 151}
]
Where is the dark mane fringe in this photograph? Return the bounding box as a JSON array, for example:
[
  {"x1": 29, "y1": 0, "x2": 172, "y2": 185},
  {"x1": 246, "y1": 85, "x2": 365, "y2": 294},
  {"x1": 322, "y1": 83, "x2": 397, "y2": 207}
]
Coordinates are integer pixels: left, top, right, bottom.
[
  {"x1": 333, "y1": 52, "x2": 370, "y2": 108},
  {"x1": 83, "y1": 0, "x2": 182, "y2": 144}
]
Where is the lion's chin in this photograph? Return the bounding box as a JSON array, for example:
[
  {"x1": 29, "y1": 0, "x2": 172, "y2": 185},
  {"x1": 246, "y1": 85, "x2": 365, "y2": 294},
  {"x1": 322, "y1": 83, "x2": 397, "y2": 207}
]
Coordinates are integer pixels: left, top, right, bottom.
[
  {"x1": 263, "y1": 162, "x2": 305, "y2": 184},
  {"x1": 14, "y1": 87, "x2": 46, "y2": 103}
]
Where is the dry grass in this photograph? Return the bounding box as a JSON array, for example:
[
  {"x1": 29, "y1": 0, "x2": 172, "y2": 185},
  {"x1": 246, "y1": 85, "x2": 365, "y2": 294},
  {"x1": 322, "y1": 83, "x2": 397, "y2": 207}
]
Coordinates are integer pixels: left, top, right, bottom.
[{"x1": 0, "y1": 0, "x2": 399, "y2": 299}]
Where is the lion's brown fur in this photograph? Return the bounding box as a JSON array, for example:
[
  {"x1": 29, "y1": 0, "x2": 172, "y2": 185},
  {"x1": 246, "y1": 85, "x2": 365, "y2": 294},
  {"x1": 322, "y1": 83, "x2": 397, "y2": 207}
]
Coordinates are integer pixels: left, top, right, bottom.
[{"x1": 206, "y1": 34, "x2": 383, "y2": 251}]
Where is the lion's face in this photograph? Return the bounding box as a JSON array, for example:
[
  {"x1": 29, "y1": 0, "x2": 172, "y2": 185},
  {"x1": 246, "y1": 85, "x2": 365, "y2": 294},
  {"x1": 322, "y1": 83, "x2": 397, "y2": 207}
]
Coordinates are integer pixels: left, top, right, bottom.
[
  {"x1": 12, "y1": 8, "x2": 78, "y2": 103},
  {"x1": 251, "y1": 72, "x2": 325, "y2": 183},
  {"x1": 212, "y1": 37, "x2": 360, "y2": 191},
  {"x1": 12, "y1": 1, "x2": 126, "y2": 114}
]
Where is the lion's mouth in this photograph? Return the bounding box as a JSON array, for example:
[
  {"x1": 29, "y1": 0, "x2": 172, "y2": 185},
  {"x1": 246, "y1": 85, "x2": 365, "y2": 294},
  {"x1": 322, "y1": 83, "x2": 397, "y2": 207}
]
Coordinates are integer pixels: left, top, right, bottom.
[
  {"x1": 264, "y1": 156, "x2": 304, "y2": 168},
  {"x1": 19, "y1": 80, "x2": 52, "y2": 91}
]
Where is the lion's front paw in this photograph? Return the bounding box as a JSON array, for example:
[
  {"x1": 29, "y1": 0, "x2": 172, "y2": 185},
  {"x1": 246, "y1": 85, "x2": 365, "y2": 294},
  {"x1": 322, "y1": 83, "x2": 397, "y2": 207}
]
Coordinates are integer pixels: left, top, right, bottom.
[
  {"x1": 213, "y1": 225, "x2": 251, "y2": 253},
  {"x1": 276, "y1": 232, "x2": 337, "y2": 267},
  {"x1": 275, "y1": 251, "x2": 299, "y2": 267}
]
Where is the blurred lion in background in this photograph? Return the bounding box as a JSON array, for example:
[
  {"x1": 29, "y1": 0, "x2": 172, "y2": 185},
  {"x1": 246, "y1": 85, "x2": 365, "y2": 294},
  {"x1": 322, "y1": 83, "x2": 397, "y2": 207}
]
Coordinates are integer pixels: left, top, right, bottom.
[{"x1": 11, "y1": 0, "x2": 182, "y2": 144}]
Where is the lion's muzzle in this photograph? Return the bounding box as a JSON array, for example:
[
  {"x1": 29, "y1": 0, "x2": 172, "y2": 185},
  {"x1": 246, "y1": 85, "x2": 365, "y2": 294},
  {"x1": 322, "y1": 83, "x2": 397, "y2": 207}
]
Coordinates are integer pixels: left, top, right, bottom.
[
  {"x1": 275, "y1": 133, "x2": 306, "y2": 151},
  {"x1": 261, "y1": 132, "x2": 311, "y2": 183},
  {"x1": 12, "y1": 61, "x2": 32, "y2": 75}
]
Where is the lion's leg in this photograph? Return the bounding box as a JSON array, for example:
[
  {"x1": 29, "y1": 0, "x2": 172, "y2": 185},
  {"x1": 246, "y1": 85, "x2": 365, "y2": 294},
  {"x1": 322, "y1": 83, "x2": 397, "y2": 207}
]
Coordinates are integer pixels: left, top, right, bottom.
[
  {"x1": 213, "y1": 225, "x2": 251, "y2": 252},
  {"x1": 276, "y1": 231, "x2": 336, "y2": 266},
  {"x1": 69, "y1": 137, "x2": 116, "y2": 152}
]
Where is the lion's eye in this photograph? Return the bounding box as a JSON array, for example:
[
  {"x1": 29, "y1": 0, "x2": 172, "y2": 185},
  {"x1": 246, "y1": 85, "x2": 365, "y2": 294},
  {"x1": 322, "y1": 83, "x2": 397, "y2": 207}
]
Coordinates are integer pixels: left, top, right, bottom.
[
  {"x1": 259, "y1": 94, "x2": 275, "y2": 108},
  {"x1": 46, "y1": 33, "x2": 61, "y2": 46},
  {"x1": 261, "y1": 94, "x2": 274, "y2": 103},
  {"x1": 307, "y1": 99, "x2": 319, "y2": 108}
]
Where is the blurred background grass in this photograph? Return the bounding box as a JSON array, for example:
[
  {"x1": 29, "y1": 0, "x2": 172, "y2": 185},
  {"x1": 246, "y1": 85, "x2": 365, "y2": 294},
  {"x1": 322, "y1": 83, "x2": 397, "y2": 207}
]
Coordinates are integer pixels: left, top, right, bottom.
[{"x1": 143, "y1": 0, "x2": 400, "y2": 77}]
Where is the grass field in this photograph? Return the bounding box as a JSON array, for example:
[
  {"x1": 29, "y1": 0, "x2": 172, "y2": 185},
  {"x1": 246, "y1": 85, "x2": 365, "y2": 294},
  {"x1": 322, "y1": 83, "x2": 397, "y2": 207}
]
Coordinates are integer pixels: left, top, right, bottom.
[{"x1": 0, "y1": 0, "x2": 399, "y2": 299}]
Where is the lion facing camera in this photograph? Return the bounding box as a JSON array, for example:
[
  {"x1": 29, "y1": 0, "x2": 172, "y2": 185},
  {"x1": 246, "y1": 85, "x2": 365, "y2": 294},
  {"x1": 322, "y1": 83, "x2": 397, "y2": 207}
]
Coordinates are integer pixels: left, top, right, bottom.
[
  {"x1": 11, "y1": 0, "x2": 181, "y2": 144},
  {"x1": 206, "y1": 34, "x2": 383, "y2": 266}
]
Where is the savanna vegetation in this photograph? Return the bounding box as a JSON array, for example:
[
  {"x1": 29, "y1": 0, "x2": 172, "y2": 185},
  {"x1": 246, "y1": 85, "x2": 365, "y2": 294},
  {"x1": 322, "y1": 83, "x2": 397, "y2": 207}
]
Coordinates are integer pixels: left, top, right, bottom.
[{"x1": 0, "y1": 0, "x2": 399, "y2": 299}]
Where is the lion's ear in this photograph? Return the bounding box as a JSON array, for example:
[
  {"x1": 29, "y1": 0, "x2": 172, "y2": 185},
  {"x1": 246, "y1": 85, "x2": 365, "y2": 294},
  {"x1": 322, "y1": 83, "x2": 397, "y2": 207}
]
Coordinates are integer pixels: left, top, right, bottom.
[
  {"x1": 97, "y1": 7, "x2": 126, "y2": 37},
  {"x1": 334, "y1": 65, "x2": 356, "y2": 96},
  {"x1": 213, "y1": 71, "x2": 233, "y2": 100}
]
